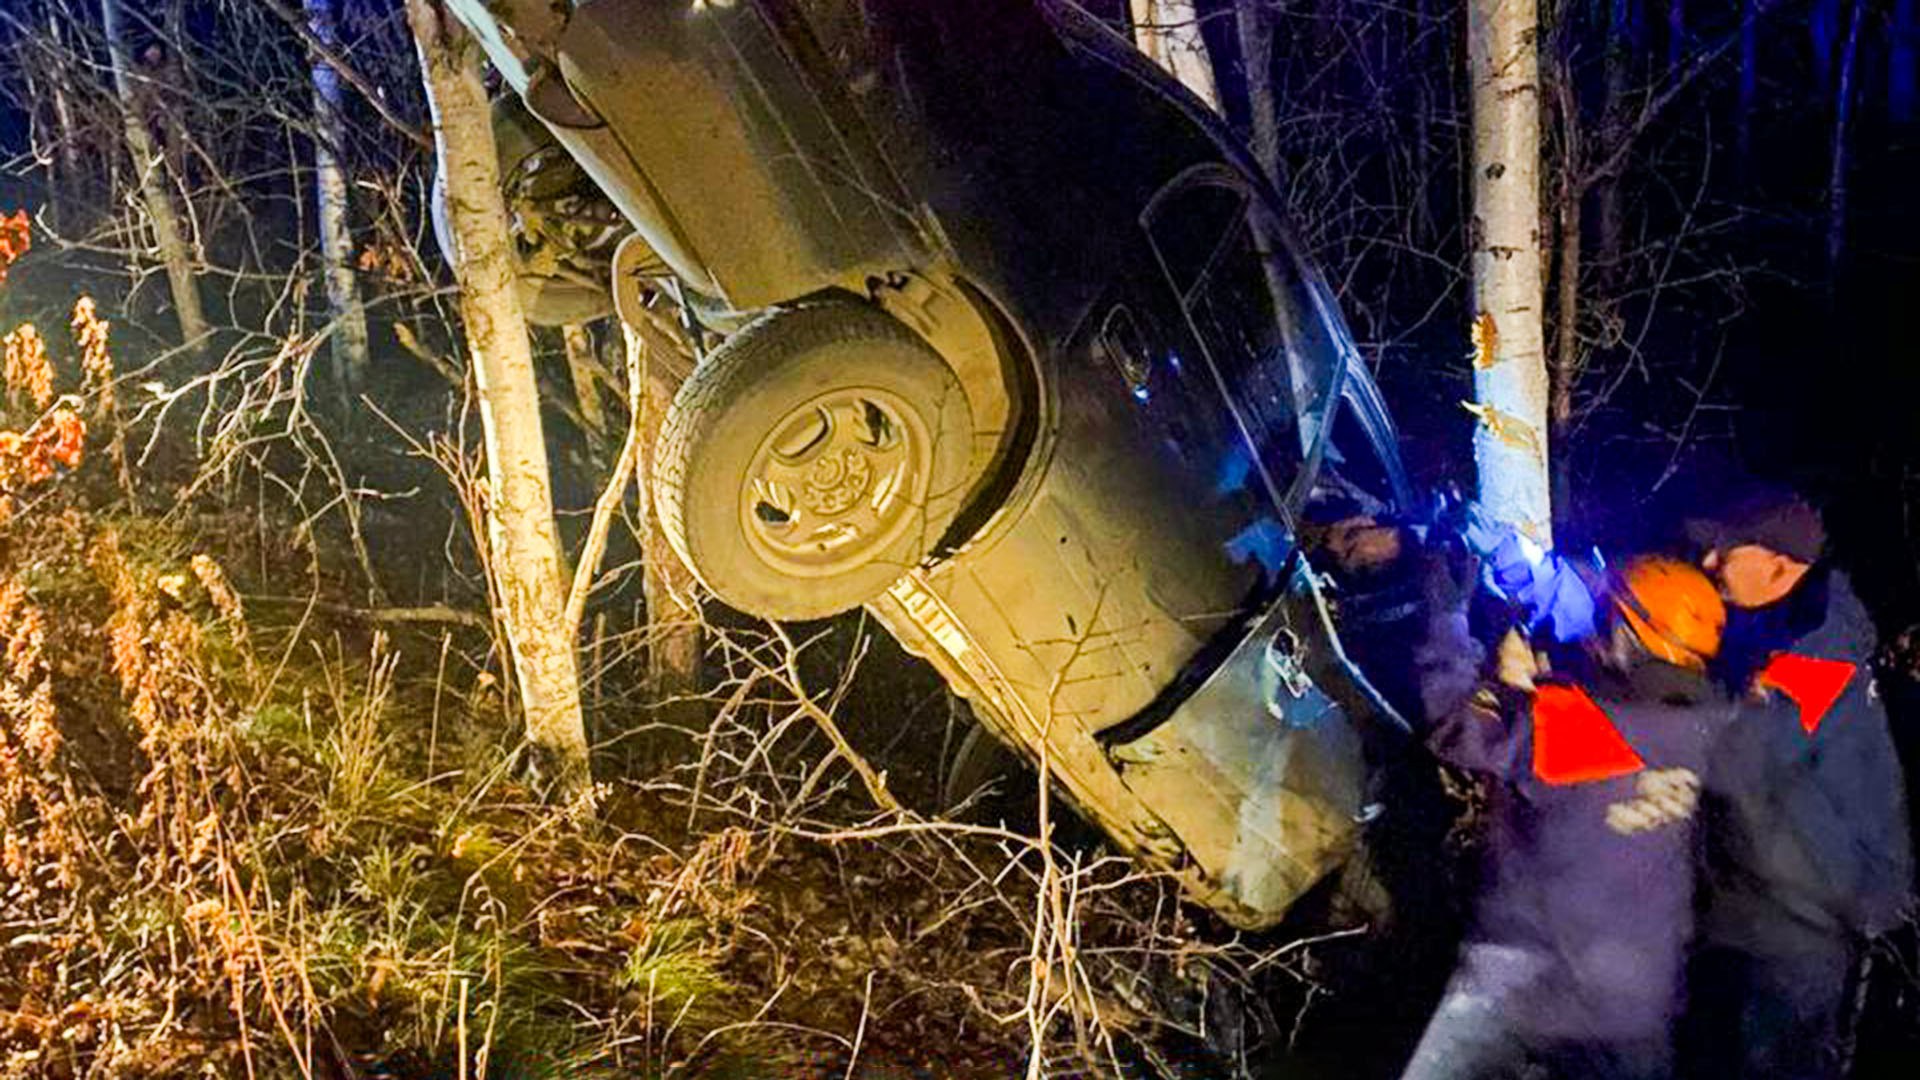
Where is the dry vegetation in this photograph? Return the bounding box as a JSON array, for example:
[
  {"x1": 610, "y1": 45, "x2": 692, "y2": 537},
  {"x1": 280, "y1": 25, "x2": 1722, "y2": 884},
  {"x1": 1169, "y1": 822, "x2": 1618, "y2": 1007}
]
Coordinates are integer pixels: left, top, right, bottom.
[{"x1": 0, "y1": 226, "x2": 1341, "y2": 1079}]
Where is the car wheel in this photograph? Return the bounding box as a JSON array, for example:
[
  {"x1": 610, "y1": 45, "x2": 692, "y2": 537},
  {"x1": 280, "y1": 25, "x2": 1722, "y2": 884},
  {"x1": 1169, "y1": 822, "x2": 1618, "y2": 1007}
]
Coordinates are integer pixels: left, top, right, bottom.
[{"x1": 654, "y1": 302, "x2": 975, "y2": 621}]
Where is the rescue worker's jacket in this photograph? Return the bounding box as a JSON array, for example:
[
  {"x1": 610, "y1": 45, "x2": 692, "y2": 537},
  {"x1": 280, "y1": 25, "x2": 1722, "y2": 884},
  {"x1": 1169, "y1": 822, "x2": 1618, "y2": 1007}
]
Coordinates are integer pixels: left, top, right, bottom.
[
  {"x1": 1416, "y1": 604, "x2": 1739, "y2": 1048},
  {"x1": 1700, "y1": 568, "x2": 1913, "y2": 945}
]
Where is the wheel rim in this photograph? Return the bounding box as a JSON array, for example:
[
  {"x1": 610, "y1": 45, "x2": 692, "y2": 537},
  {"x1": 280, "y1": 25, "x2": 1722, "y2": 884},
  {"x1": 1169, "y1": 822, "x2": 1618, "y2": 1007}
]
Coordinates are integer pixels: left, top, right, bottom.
[{"x1": 740, "y1": 387, "x2": 935, "y2": 578}]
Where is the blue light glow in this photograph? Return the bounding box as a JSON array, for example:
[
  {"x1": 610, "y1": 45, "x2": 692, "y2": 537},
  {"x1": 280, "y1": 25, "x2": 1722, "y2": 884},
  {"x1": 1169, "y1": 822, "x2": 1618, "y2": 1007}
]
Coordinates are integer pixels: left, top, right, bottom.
[
  {"x1": 1516, "y1": 533, "x2": 1546, "y2": 566},
  {"x1": 1215, "y1": 444, "x2": 1253, "y2": 496},
  {"x1": 1225, "y1": 517, "x2": 1291, "y2": 576}
]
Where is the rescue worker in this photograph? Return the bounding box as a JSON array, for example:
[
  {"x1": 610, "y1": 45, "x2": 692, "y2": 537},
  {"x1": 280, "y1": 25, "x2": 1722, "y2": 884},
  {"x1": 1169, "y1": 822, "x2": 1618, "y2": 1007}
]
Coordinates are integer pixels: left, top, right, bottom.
[
  {"x1": 1680, "y1": 485, "x2": 1913, "y2": 1079},
  {"x1": 1399, "y1": 555, "x2": 1735, "y2": 1080}
]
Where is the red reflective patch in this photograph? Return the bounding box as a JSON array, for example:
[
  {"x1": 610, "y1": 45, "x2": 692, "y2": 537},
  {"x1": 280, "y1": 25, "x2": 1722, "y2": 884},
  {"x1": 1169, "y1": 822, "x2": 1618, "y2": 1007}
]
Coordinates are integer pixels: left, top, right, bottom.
[
  {"x1": 1532, "y1": 684, "x2": 1646, "y2": 785},
  {"x1": 1757, "y1": 653, "x2": 1856, "y2": 734}
]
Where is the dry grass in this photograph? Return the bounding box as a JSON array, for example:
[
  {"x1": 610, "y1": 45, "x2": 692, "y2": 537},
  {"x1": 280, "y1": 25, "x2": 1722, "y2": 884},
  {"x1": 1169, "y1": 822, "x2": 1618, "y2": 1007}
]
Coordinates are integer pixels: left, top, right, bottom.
[{"x1": 0, "y1": 254, "x2": 1350, "y2": 1080}]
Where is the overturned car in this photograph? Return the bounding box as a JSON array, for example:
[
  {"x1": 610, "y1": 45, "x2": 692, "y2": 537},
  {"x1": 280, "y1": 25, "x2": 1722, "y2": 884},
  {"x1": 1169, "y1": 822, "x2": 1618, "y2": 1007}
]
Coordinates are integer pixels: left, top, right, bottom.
[{"x1": 447, "y1": 0, "x2": 1419, "y2": 929}]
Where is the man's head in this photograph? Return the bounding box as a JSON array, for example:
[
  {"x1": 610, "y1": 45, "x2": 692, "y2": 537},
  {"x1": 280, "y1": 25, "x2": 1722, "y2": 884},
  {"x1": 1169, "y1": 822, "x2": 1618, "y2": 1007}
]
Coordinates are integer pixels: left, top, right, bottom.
[
  {"x1": 1702, "y1": 544, "x2": 1811, "y2": 609},
  {"x1": 1684, "y1": 486, "x2": 1825, "y2": 609},
  {"x1": 1599, "y1": 556, "x2": 1727, "y2": 673}
]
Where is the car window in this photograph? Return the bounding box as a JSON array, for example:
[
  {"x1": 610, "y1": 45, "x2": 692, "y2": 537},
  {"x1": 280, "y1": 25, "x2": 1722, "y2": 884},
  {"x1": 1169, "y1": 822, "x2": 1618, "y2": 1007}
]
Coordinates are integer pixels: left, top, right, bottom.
[
  {"x1": 1313, "y1": 395, "x2": 1398, "y2": 520},
  {"x1": 1145, "y1": 176, "x2": 1309, "y2": 502},
  {"x1": 1227, "y1": 196, "x2": 1347, "y2": 454},
  {"x1": 1150, "y1": 183, "x2": 1249, "y2": 300}
]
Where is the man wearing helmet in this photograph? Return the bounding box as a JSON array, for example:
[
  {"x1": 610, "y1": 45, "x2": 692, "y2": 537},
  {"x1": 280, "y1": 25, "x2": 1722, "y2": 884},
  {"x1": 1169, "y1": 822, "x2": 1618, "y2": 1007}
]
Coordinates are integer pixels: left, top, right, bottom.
[
  {"x1": 1680, "y1": 485, "x2": 1912, "y2": 1079},
  {"x1": 1398, "y1": 554, "x2": 1741, "y2": 1080}
]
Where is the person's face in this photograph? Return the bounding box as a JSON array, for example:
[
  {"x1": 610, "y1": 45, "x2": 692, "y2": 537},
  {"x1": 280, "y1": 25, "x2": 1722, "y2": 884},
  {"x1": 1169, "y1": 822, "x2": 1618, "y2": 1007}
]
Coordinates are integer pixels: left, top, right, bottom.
[{"x1": 1701, "y1": 544, "x2": 1809, "y2": 609}]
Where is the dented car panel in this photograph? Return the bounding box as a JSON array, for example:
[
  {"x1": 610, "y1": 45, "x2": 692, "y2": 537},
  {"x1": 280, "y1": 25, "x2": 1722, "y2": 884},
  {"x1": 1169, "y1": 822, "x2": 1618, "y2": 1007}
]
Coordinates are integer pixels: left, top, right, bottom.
[{"x1": 447, "y1": 0, "x2": 1414, "y2": 928}]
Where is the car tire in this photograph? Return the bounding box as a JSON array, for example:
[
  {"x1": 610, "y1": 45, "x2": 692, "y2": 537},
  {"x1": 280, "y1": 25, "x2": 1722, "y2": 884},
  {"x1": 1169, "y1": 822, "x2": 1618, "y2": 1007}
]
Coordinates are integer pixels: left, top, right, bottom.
[{"x1": 654, "y1": 302, "x2": 975, "y2": 621}]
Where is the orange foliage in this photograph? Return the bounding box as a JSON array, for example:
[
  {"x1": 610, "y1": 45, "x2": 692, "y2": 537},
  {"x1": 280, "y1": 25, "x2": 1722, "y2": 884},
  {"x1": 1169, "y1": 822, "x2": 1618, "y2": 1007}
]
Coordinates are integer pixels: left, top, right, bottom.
[
  {"x1": 356, "y1": 236, "x2": 417, "y2": 283},
  {"x1": 93, "y1": 531, "x2": 232, "y2": 878},
  {"x1": 4, "y1": 323, "x2": 54, "y2": 410},
  {"x1": 73, "y1": 295, "x2": 114, "y2": 410},
  {"x1": 0, "y1": 211, "x2": 27, "y2": 286},
  {"x1": 0, "y1": 408, "x2": 86, "y2": 519},
  {"x1": 190, "y1": 552, "x2": 253, "y2": 668},
  {"x1": 0, "y1": 571, "x2": 81, "y2": 896}
]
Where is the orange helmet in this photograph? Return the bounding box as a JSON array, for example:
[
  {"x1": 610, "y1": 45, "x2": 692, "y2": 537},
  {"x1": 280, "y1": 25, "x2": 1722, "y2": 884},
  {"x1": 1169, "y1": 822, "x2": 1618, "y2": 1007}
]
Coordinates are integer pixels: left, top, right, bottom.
[{"x1": 1613, "y1": 556, "x2": 1726, "y2": 670}]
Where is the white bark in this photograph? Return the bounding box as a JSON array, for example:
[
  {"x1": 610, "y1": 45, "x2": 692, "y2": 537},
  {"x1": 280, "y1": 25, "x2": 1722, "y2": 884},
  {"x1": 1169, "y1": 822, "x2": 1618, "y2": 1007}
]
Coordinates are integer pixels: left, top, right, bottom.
[
  {"x1": 100, "y1": 0, "x2": 209, "y2": 353},
  {"x1": 305, "y1": 0, "x2": 372, "y2": 399},
  {"x1": 1467, "y1": 0, "x2": 1552, "y2": 543},
  {"x1": 1131, "y1": 0, "x2": 1221, "y2": 112},
  {"x1": 406, "y1": 0, "x2": 590, "y2": 791},
  {"x1": 42, "y1": 4, "x2": 83, "y2": 213}
]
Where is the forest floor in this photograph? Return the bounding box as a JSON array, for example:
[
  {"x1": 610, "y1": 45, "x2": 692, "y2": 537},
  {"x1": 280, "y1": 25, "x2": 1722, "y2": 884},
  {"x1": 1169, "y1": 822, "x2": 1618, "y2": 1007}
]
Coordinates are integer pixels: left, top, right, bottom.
[
  {"x1": 0, "y1": 411, "x2": 1391, "y2": 1079},
  {"x1": 0, "y1": 276, "x2": 1915, "y2": 1080},
  {"x1": 6, "y1": 423, "x2": 1920, "y2": 1080}
]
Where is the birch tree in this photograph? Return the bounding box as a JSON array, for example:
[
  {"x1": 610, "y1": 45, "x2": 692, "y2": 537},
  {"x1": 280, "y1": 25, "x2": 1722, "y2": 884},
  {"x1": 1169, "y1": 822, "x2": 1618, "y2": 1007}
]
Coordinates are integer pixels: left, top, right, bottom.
[
  {"x1": 406, "y1": 0, "x2": 590, "y2": 792},
  {"x1": 304, "y1": 0, "x2": 372, "y2": 402},
  {"x1": 1131, "y1": 0, "x2": 1221, "y2": 112},
  {"x1": 1467, "y1": 0, "x2": 1552, "y2": 542},
  {"x1": 100, "y1": 0, "x2": 209, "y2": 353}
]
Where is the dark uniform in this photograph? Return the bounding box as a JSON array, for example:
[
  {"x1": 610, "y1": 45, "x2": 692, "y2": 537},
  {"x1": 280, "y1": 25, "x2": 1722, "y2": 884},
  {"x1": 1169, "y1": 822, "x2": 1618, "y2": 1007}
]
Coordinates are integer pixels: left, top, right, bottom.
[
  {"x1": 1402, "y1": 601, "x2": 1738, "y2": 1080},
  {"x1": 1685, "y1": 567, "x2": 1913, "y2": 1079}
]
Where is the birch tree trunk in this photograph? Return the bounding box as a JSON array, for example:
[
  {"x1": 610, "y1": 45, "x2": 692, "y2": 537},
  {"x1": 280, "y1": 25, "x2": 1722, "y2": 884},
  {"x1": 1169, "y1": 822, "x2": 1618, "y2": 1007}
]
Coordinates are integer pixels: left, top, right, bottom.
[
  {"x1": 406, "y1": 0, "x2": 590, "y2": 793},
  {"x1": 1468, "y1": 0, "x2": 1552, "y2": 543},
  {"x1": 1131, "y1": 0, "x2": 1221, "y2": 112},
  {"x1": 1234, "y1": 0, "x2": 1281, "y2": 185},
  {"x1": 41, "y1": 2, "x2": 85, "y2": 229},
  {"x1": 305, "y1": 0, "x2": 372, "y2": 405},
  {"x1": 100, "y1": 0, "x2": 209, "y2": 353}
]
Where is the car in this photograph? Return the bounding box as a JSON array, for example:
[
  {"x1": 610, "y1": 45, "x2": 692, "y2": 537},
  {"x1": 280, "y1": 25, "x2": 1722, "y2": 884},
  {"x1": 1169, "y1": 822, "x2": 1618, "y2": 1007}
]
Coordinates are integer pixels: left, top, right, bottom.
[{"x1": 446, "y1": 0, "x2": 1419, "y2": 930}]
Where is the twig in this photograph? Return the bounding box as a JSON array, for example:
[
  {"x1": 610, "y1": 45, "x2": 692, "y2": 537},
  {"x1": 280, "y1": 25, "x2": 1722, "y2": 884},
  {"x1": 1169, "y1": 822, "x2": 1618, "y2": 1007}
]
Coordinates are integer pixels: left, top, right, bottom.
[
  {"x1": 244, "y1": 593, "x2": 490, "y2": 629},
  {"x1": 762, "y1": 624, "x2": 905, "y2": 815},
  {"x1": 844, "y1": 970, "x2": 875, "y2": 1080},
  {"x1": 565, "y1": 324, "x2": 648, "y2": 639},
  {"x1": 255, "y1": 0, "x2": 434, "y2": 151}
]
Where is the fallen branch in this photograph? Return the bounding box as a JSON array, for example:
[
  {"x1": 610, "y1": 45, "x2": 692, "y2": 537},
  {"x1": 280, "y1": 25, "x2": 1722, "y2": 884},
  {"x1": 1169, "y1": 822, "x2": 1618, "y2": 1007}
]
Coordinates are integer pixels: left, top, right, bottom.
[{"x1": 244, "y1": 594, "x2": 490, "y2": 630}]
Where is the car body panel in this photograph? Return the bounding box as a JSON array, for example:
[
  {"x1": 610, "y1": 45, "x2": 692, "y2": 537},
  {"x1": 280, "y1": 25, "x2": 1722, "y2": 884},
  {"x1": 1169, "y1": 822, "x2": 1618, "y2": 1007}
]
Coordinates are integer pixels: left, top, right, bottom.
[{"x1": 446, "y1": 0, "x2": 1416, "y2": 928}]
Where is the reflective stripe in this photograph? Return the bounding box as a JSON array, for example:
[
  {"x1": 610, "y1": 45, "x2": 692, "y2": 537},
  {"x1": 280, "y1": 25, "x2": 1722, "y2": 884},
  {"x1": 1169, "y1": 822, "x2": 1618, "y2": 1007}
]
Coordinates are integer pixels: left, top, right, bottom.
[
  {"x1": 1757, "y1": 653, "x2": 1856, "y2": 735},
  {"x1": 1532, "y1": 683, "x2": 1647, "y2": 785}
]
